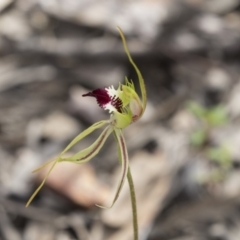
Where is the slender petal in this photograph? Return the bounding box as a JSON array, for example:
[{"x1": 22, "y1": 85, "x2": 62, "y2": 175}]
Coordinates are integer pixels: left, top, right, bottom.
[
  {"x1": 31, "y1": 158, "x2": 56, "y2": 173},
  {"x1": 97, "y1": 128, "x2": 129, "y2": 208},
  {"x1": 117, "y1": 27, "x2": 147, "y2": 113},
  {"x1": 26, "y1": 120, "x2": 109, "y2": 207},
  {"x1": 26, "y1": 158, "x2": 58, "y2": 207},
  {"x1": 60, "y1": 125, "x2": 113, "y2": 163},
  {"x1": 30, "y1": 120, "x2": 108, "y2": 173},
  {"x1": 60, "y1": 120, "x2": 109, "y2": 156}
]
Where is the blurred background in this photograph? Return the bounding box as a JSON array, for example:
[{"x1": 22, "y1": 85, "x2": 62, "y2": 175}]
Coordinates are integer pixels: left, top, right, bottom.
[{"x1": 1, "y1": 0, "x2": 240, "y2": 239}]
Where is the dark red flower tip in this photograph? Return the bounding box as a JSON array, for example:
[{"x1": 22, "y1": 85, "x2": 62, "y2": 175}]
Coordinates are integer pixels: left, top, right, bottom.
[
  {"x1": 83, "y1": 88, "x2": 111, "y2": 107},
  {"x1": 82, "y1": 88, "x2": 123, "y2": 113}
]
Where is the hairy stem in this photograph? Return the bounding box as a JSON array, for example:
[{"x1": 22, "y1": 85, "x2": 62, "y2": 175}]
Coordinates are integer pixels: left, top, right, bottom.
[{"x1": 127, "y1": 167, "x2": 139, "y2": 240}]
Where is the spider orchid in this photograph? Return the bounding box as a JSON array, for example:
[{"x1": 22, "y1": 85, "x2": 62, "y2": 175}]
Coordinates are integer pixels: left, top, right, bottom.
[{"x1": 26, "y1": 27, "x2": 147, "y2": 209}]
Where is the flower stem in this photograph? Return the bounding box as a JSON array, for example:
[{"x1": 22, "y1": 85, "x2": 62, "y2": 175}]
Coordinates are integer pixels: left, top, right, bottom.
[
  {"x1": 127, "y1": 167, "x2": 139, "y2": 240},
  {"x1": 114, "y1": 130, "x2": 138, "y2": 239}
]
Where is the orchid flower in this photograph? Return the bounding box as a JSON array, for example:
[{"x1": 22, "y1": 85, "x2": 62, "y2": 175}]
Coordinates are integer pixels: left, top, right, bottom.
[{"x1": 26, "y1": 27, "x2": 147, "y2": 209}]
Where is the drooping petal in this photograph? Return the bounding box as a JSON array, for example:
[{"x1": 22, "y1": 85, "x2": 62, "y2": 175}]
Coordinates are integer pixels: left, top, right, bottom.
[
  {"x1": 83, "y1": 87, "x2": 123, "y2": 113},
  {"x1": 97, "y1": 128, "x2": 129, "y2": 208},
  {"x1": 60, "y1": 125, "x2": 113, "y2": 163},
  {"x1": 117, "y1": 27, "x2": 147, "y2": 113},
  {"x1": 26, "y1": 158, "x2": 59, "y2": 207},
  {"x1": 26, "y1": 120, "x2": 109, "y2": 207},
  {"x1": 60, "y1": 120, "x2": 109, "y2": 156}
]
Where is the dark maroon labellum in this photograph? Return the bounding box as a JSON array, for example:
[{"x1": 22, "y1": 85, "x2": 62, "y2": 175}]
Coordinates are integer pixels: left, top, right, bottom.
[{"x1": 83, "y1": 88, "x2": 123, "y2": 113}]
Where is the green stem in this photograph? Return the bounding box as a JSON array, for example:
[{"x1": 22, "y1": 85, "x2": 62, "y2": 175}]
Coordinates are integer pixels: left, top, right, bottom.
[
  {"x1": 113, "y1": 131, "x2": 138, "y2": 239},
  {"x1": 127, "y1": 167, "x2": 139, "y2": 240}
]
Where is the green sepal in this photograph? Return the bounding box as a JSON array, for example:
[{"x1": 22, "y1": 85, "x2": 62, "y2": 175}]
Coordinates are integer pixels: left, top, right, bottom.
[
  {"x1": 60, "y1": 125, "x2": 113, "y2": 163},
  {"x1": 112, "y1": 110, "x2": 132, "y2": 129},
  {"x1": 60, "y1": 120, "x2": 109, "y2": 156},
  {"x1": 117, "y1": 27, "x2": 147, "y2": 113},
  {"x1": 96, "y1": 128, "x2": 129, "y2": 209},
  {"x1": 26, "y1": 120, "x2": 109, "y2": 207}
]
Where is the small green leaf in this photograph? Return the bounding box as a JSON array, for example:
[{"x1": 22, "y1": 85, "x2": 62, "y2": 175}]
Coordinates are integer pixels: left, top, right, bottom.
[
  {"x1": 190, "y1": 129, "x2": 207, "y2": 147},
  {"x1": 206, "y1": 105, "x2": 228, "y2": 126},
  {"x1": 207, "y1": 145, "x2": 231, "y2": 167},
  {"x1": 187, "y1": 101, "x2": 207, "y2": 120}
]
